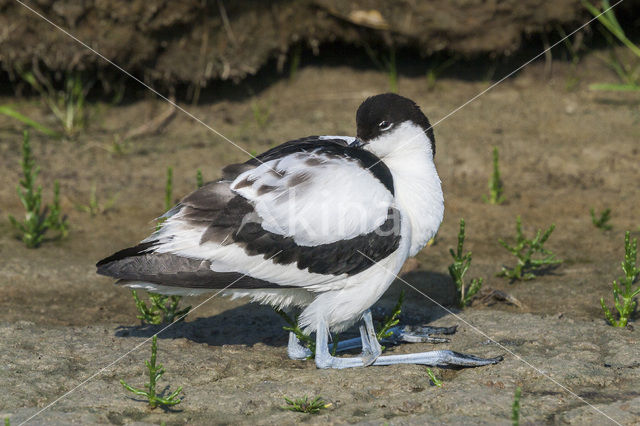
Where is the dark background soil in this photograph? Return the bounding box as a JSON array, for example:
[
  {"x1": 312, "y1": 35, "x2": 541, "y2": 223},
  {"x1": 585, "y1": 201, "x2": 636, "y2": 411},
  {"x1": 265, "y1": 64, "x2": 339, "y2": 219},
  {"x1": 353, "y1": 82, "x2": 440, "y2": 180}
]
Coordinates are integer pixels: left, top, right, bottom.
[{"x1": 2, "y1": 0, "x2": 639, "y2": 87}]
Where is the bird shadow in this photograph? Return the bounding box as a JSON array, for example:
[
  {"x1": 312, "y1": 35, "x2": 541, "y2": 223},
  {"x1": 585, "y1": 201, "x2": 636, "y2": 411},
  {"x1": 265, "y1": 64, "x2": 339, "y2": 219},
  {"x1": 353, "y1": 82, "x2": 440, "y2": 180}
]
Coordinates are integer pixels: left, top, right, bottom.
[
  {"x1": 115, "y1": 270, "x2": 458, "y2": 348},
  {"x1": 115, "y1": 303, "x2": 289, "y2": 347},
  {"x1": 378, "y1": 270, "x2": 459, "y2": 324}
]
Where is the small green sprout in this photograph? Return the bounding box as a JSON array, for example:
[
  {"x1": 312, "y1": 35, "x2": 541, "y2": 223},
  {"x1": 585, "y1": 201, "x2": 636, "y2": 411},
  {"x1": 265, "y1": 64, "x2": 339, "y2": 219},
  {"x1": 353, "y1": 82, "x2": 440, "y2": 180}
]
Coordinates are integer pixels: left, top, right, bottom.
[
  {"x1": 131, "y1": 290, "x2": 191, "y2": 325},
  {"x1": 17, "y1": 68, "x2": 92, "y2": 135},
  {"x1": 554, "y1": 24, "x2": 585, "y2": 91},
  {"x1": 483, "y1": 147, "x2": 505, "y2": 204},
  {"x1": 512, "y1": 387, "x2": 522, "y2": 426},
  {"x1": 196, "y1": 169, "x2": 204, "y2": 188},
  {"x1": 582, "y1": 0, "x2": 640, "y2": 92},
  {"x1": 0, "y1": 105, "x2": 59, "y2": 138},
  {"x1": 601, "y1": 231, "x2": 640, "y2": 327},
  {"x1": 75, "y1": 182, "x2": 118, "y2": 216},
  {"x1": 426, "y1": 368, "x2": 443, "y2": 387},
  {"x1": 362, "y1": 42, "x2": 398, "y2": 92},
  {"x1": 76, "y1": 183, "x2": 100, "y2": 216},
  {"x1": 426, "y1": 55, "x2": 458, "y2": 91},
  {"x1": 9, "y1": 132, "x2": 68, "y2": 247},
  {"x1": 288, "y1": 44, "x2": 302, "y2": 81},
  {"x1": 590, "y1": 208, "x2": 612, "y2": 231},
  {"x1": 47, "y1": 180, "x2": 69, "y2": 238},
  {"x1": 275, "y1": 309, "x2": 315, "y2": 357},
  {"x1": 377, "y1": 290, "x2": 404, "y2": 342},
  {"x1": 5, "y1": 417, "x2": 10, "y2": 426},
  {"x1": 120, "y1": 335, "x2": 183, "y2": 408},
  {"x1": 498, "y1": 216, "x2": 562, "y2": 281},
  {"x1": 283, "y1": 395, "x2": 329, "y2": 414},
  {"x1": 9, "y1": 131, "x2": 48, "y2": 247},
  {"x1": 108, "y1": 136, "x2": 131, "y2": 156},
  {"x1": 448, "y1": 219, "x2": 483, "y2": 307},
  {"x1": 275, "y1": 309, "x2": 348, "y2": 358},
  {"x1": 331, "y1": 332, "x2": 341, "y2": 357},
  {"x1": 251, "y1": 101, "x2": 271, "y2": 129}
]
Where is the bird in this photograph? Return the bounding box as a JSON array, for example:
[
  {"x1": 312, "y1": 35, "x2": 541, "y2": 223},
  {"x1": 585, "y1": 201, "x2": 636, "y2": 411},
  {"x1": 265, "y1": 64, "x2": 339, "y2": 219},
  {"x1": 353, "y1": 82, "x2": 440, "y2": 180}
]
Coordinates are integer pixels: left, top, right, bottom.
[{"x1": 97, "y1": 93, "x2": 502, "y2": 369}]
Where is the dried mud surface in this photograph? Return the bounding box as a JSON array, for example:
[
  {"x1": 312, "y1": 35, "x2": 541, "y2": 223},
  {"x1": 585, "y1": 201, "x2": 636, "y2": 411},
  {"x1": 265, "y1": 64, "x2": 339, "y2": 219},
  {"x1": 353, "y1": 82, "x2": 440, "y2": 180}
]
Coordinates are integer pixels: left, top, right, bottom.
[{"x1": 1, "y1": 52, "x2": 640, "y2": 424}]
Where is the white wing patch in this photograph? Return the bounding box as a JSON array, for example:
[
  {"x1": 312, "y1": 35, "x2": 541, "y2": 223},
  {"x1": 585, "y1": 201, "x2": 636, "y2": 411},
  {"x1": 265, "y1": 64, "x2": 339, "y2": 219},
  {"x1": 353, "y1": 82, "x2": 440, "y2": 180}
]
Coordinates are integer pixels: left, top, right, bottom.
[
  {"x1": 317, "y1": 135, "x2": 356, "y2": 144},
  {"x1": 230, "y1": 150, "x2": 393, "y2": 246},
  {"x1": 146, "y1": 147, "x2": 396, "y2": 292}
]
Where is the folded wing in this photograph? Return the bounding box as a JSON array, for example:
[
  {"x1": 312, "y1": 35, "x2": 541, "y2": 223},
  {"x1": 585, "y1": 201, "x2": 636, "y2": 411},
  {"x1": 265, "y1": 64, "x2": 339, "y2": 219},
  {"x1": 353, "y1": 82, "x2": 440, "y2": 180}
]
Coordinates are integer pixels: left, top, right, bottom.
[{"x1": 97, "y1": 138, "x2": 400, "y2": 292}]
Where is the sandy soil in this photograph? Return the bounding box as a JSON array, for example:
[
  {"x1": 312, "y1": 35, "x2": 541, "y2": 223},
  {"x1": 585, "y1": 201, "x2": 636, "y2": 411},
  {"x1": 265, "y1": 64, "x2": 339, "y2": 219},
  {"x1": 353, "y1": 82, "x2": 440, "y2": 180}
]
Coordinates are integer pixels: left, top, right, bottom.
[{"x1": 1, "y1": 49, "x2": 639, "y2": 424}]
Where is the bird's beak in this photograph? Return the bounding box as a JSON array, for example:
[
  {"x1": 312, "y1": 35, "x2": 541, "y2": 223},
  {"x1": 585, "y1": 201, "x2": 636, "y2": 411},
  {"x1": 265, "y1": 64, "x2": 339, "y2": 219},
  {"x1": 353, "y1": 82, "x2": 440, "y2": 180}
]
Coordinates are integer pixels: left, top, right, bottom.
[{"x1": 350, "y1": 137, "x2": 367, "y2": 148}]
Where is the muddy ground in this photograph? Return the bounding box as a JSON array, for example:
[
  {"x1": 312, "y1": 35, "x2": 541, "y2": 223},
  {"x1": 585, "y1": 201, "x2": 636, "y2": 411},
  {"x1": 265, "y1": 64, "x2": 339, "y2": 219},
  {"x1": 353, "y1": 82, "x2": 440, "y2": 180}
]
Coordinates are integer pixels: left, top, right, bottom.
[{"x1": 1, "y1": 47, "x2": 640, "y2": 424}]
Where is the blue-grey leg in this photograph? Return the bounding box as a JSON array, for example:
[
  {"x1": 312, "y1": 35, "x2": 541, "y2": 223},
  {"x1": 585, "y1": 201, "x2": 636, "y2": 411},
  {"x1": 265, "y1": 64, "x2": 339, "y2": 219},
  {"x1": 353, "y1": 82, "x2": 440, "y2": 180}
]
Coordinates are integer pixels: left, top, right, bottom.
[
  {"x1": 287, "y1": 332, "x2": 312, "y2": 360},
  {"x1": 289, "y1": 310, "x2": 459, "y2": 361},
  {"x1": 326, "y1": 323, "x2": 459, "y2": 354},
  {"x1": 288, "y1": 309, "x2": 384, "y2": 361},
  {"x1": 314, "y1": 317, "x2": 503, "y2": 369},
  {"x1": 289, "y1": 330, "x2": 365, "y2": 360},
  {"x1": 312, "y1": 310, "x2": 382, "y2": 361},
  {"x1": 384, "y1": 324, "x2": 457, "y2": 344},
  {"x1": 315, "y1": 318, "x2": 366, "y2": 369},
  {"x1": 369, "y1": 350, "x2": 503, "y2": 367},
  {"x1": 360, "y1": 309, "x2": 382, "y2": 366},
  {"x1": 331, "y1": 337, "x2": 362, "y2": 352}
]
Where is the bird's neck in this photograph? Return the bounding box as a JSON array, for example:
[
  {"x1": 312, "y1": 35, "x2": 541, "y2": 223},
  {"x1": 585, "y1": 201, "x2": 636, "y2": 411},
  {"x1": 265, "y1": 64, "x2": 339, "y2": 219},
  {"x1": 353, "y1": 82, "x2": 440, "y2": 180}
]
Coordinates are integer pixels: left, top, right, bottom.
[{"x1": 369, "y1": 124, "x2": 444, "y2": 256}]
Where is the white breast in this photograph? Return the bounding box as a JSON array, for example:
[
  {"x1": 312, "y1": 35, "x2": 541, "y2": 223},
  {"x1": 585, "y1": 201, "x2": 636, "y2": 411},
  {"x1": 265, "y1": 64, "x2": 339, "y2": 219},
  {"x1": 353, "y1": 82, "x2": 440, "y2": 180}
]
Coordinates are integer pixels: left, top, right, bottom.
[{"x1": 366, "y1": 121, "x2": 444, "y2": 256}]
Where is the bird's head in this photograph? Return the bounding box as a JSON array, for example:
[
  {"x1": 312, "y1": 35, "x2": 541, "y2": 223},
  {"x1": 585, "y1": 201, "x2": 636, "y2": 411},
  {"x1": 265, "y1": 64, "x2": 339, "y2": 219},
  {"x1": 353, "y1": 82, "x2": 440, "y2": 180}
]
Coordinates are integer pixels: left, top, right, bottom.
[{"x1": 353, "y1": 93, "x2": 435, "y2": 159}]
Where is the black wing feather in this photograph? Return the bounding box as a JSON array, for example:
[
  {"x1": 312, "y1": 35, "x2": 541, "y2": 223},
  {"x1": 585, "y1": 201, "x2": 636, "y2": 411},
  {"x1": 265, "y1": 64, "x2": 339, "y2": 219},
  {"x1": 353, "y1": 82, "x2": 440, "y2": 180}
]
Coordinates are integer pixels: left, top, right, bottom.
[
  {"x1": 98, "y1": 250, "x2": 286, "y2": 289},
  {"x1": 97, "y1": 135, "x2": 400, "y2": 290}
]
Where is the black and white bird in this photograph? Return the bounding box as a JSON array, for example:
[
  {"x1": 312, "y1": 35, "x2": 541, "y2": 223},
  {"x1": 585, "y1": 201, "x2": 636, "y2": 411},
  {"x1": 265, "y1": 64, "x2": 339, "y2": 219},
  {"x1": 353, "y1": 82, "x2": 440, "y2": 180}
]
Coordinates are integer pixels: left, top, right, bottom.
[{"x1": 97, "y1": 93, "x2": 502, "y2": 369}]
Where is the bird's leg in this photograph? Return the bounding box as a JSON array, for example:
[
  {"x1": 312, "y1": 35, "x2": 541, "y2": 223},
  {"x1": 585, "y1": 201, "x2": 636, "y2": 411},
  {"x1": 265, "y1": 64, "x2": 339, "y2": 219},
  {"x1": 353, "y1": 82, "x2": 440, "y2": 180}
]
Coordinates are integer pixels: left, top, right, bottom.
[
  {"x1": 309, "y1": 310, "x2": 384, "y2": 358},
  {"x1": 287, "y1": 332, "x2": 312, "y2": 360},
  {"x1": 360, "y1": 309, "x2": 382, "y2": 366},
  {"x1": 369, "y1": 349, "x2": 503, "y2": 367},
  {"x1": 314, "y1": 316, "x2": 503, "y2": 369},
  {"x1": 287, "y1": 310, "x2": 379, "y2": 360},
  {"x1": 330, "y1": 337, "x2": 362, "y2": 353},
  {"x1": 315, "y1": 317, "x2": 365, "y2": 369},
  {"x1": 320, "y1": 323, "x2": 459, "y2": 355},
  {"x1": 382, "y1": 324, "x2": 458, "y2": 345},
  {"x1": 289, "y1": 330, "x2": 363, "y2": 360}
]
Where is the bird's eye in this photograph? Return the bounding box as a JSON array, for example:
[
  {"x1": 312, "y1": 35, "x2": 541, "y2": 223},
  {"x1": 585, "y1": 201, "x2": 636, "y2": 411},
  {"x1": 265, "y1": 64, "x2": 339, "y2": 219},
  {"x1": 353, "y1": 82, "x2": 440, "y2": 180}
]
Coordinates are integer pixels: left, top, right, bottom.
[{"x1": 378, "y1": 121, "x2": 392, "y2": 131}]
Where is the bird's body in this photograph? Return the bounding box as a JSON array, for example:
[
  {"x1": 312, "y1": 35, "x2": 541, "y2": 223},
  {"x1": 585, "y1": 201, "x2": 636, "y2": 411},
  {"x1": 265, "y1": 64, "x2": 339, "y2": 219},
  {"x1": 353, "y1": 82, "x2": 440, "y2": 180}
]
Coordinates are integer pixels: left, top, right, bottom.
[{"x1": 98, "y1": 94, "x2": 500, "y2": 369}]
